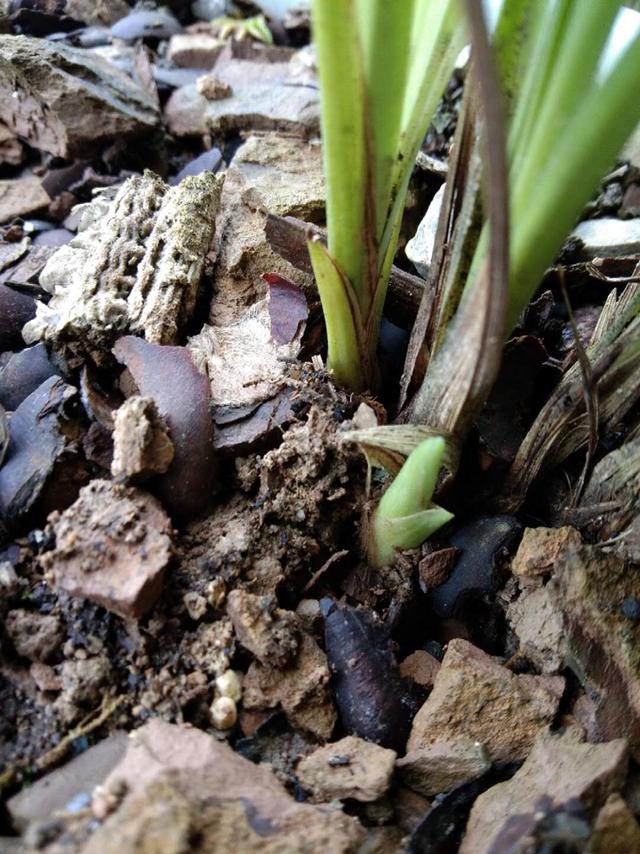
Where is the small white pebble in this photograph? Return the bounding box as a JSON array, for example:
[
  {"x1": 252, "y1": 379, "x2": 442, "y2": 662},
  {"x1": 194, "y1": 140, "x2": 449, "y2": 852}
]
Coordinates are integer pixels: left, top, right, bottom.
[
  {"x1": 211, "y1": 696, "x2": 237, "y2": 730},
  {"x1": 215, "y1": 669, "x2": 242, "y2": 702},
  {"x1": 183, "y1": 591, "x2": 207, "y2": 621}
]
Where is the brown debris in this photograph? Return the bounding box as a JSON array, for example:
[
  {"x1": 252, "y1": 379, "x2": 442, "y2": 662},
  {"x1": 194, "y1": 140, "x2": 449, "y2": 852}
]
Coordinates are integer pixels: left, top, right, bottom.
[
  {"x1": 113, "y1": 337, "x2": 215, "y2": 519},
  {"x1": 397, "y1": 739, "x2": 491, "y2": 797},
  {"x1": 83, "y1": 720, "x2": 363, "y2": 853},
  {"x1": 511, "y1": 526, "x2": 582, "y2": 577},
  {"x1": 0, "y1": 35, "x2": 158, "y2": 159},
  {"x1": 243, "y1": 632, "x2": 337, "y2": 740},
  {"x1": 111, "y1": 396, "x2": 174, "y2": 482},
  {"x1": 296, "y1": 735, "x2": 397, "y2": 803},
  {"x1": 226, "y1": 589, "x2": 299, "y2": 667},
  {"x1": 42, "y1": 479, "x2": 173, "y2": 620},
  {"x1": 407, "y1": 638, "x2": 565, "y2": 762},
  {"x1": 24, "y1": 171, "x2": 224, "y2": 364},
  {"x1": 418, "y1": 547, "x2": 459, "y2": 589},
  {"x1": 399, "y1": 650, "x2": 441, "y2": 690},
  {"x1": 460, "y1": 728, "x2": 628, "y2": 854}
]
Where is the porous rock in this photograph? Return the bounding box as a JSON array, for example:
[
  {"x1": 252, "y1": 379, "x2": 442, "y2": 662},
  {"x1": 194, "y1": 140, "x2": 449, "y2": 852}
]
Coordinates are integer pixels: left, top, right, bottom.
[
  {"x1": 226, "y1": 589, "x2": 299, "y2": 667},
  {"x1": 41, "y1": 479, "x2": 173, "y2": 620},
  {"x1": 397, "y1": 739, "x2": 491, "y2": 797},
  {"x1": 111, "y1": 396, "x2": 174, "y2": 482},
  {"x1": 511, "y1": 526, "x2": 582, "y2": 577},
  {"x1": 83, "y1": 719, "x2": 363, "y2": 853},
  {"x1": 24, "y1": 171, "x2": 223, "y2": 364},
  {"x1": 460, "y1": 728, "x2": 628, "y2": 854},
  {"x1": 0, "y1": 35, "x2": 158, "y2": 159},
  {"x1": 296, "y1": 735, "x2": 396, "y2": 803},
  {"x1": 243, "y1": 632, "x2": 336, "y2": 740},
  {"x1": 407, "y1": 638, "x2": 565, "y2": 762},
  {"x1": 5, "y1": 609, "x2": 64, "y2": 663},
  {"x1": 399, "y1": 650, "x2": 441, "y2": 689}
]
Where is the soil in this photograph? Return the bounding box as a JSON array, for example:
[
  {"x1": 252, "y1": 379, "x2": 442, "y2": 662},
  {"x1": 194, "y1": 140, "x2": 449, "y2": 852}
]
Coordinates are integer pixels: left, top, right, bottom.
[{"x1": 1, "y1": 2, "x2": 640, "y2": 853}]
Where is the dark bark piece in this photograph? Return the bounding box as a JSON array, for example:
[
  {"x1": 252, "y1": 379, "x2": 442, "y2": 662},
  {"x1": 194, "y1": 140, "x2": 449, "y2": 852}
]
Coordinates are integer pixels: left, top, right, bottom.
[
  {"x1": 113, "y1": 337, "x2": 215, "y2": 519},
  {"x1": 265, "y1": 214, "x2": 425, "y2": 330},
  {"x1": 0, "y1": 375, "x2": 81, "y2": 526},
  {"x1": 428, "y1": 515, "x2": 521, "y2": 619},
  {"x1": 0, "y1": 283, "x2": 36, "y2": 352},
  {"x1": 264, "y1": 274, "x2": 308, "y2": 346},
  {"x1": 0, "y1": 343, "x2": 57, "y2": 411},
  {"x1": 322, "y1": 600, "x2": 415, "y2": 752}
]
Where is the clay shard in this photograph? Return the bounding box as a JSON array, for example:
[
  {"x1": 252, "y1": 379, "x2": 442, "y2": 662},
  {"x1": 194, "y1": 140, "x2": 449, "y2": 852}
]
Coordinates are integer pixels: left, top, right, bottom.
[
  {"x1": 0, "y1": 35, "x2": 159, "y2": 159},
  {"x1": 83, "y1": 719, "x2": 363, "y2": 852},
  {"x1": 23, "y1": 171, "x2": 224, "y2": 364},
  {"x1": 407, "y1": 638, "x2": 565, "y2": 763},
  {"x1": 41, "y1": 479, "x2": 173, "y2": 620}
]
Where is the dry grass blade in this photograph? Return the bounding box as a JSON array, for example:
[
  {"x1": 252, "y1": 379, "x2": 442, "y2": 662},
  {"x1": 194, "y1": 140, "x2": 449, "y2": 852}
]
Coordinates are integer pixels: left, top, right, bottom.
[{"x1": 506, "y1": 277, "x2": 640, "y2": 509}]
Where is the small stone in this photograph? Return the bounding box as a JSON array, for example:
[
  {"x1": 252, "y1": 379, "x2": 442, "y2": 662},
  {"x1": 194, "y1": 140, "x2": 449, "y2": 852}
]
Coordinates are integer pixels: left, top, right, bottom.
[
  {"x1": 168, "y1": 33, "x2": 224, "y2": 69},
  {"x1": 30, "y1": 662, "x2": 63, "y2": 692},
  {"x1": 0, "y1": 560, "x2": 19, "y2": 594},
  {"x1": 407, "y1": 638, "x2": 565, "y2": 763},
  {"x1": 397, "y1": 739, "x2": 491, "y2": 797},
  {"x1": 111, "y1": 396, "x2": 175, "y2": 482},
  {"x1": 621, "y1": 597, "x2": 640, "y2": 622},
  {"x1": 5, "y1": 609, "x2": 64, "y2": 662},
  {"x1": 226, "y1": 589, "x2": 299, "y2": 667},
  {"x1": 210, "y1": 696, "x2": 237, "y2": 730},
  {"x1": 570, "y1": 217, "x2": 640, "y2": 259},
  {"x1": 183, "y1": 592, "x2": 207, "y2": 621},
  {"x1": 215, "y1": 669, "x2": 242, "y2": 702},
  {"x1": 296, "y1": 736, "x2": 396, "y2": 803},
  {"x1": 0, "y1": 177, "x2": 50, "y2": 224},
  {"x1": 512, "y1": 526, "x2": 582, "y2": 577},
  {"x1": 243, "y1": 632, "x2": 336, "y2": 740},
  {"x1": 41, "y1": 480, "x2": 173, "y2": 621},
  {"x1": 460, "y1": 728, "x2": 629, "y2": 854},
  {"x1": 196, "y1": 73, "x2": 232, "y2": 100},
  {"x1": 399, "y1": 650, "x2": 441, "y2": 689},
  {"x1": 405, "y1": 184, "x2": 444, "y2": 278}
]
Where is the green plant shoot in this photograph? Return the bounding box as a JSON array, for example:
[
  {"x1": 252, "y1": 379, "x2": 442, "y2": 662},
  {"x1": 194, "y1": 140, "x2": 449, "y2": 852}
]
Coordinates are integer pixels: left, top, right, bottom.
[
  {"x1": 310, "y1": 0, "x2": 465, "y2": 391},
  {"x1": 370, "y1": 437, "x2": 453, "y2": 567}
]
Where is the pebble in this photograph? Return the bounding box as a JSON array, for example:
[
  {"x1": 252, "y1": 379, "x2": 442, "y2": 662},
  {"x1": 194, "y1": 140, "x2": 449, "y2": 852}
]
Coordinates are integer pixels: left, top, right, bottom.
[
  {"x1": 570, "y1": 217, "x2": 640, "y2": 259},
  {"x1": 111, "y1": 9, "x2": 182, "y2": 42},
  {"x1": 210, "y1": 696, "x2": 237, "y2": 730},
  {"x1": 405, "y1": 184, "x2": 445, "y2": 278},
  {"x1": 215, "y1": 669, "x2": 242, "y2": 702},
  {"x1": 621, "y1": 597, "x2": 640, "y2": 622}
]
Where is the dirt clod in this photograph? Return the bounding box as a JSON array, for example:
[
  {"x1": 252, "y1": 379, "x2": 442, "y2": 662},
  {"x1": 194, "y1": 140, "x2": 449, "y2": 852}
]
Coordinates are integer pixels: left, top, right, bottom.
[{"x1": 42, "y1": 479, "x2": 173, "y2": 620}]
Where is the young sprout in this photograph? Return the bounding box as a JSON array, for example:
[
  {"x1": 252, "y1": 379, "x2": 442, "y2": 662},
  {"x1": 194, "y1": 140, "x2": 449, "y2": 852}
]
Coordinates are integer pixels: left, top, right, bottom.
[{"x1": 370, "y1": 436, "x2": 453, "y2": 568}]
